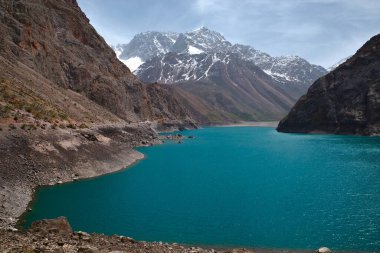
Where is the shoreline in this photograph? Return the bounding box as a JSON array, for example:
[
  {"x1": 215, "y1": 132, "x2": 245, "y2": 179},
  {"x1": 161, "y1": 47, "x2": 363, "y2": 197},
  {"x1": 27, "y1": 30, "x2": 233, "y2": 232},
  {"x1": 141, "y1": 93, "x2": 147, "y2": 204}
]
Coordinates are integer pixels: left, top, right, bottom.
[
  {"x1": 16, "y1": 148, "x2": 146, "y2": 229},
  {"x1": 0, "y1": 122, "x2": 163, "y2": 230},
  {"x1": 1, "y1": 123, "x2": 365, "y2": 253},
  {"x1": 214, "y1": 121, "x2": 279, "y2": 128}
]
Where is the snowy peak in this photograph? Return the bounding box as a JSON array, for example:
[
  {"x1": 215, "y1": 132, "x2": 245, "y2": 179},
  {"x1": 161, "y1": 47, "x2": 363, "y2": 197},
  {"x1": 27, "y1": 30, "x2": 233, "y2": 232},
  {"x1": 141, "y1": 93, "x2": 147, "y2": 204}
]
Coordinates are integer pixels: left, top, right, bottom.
[
  {"x1": 119, "y1": 31, "x2": 178, "y2": 61},
  {"x1": 135, "y1": 52, "x2": 240, "y2": 84},
  {"x1": 113, "y1": 27, "x2": 327, "y2": 87},
  {"x1": 172, "y1": 27, "x2": 231, "y2": 54},
  {"x1": 229, "y1": 44, "x2": 326, "y2": 86}
]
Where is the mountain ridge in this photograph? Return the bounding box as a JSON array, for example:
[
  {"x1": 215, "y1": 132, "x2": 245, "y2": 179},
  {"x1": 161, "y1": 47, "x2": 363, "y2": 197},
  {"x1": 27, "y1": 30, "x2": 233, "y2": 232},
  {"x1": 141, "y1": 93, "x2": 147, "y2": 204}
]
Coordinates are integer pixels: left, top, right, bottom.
[
  {"x1": 115, "y1": 27, "x2": 327, "y2": 88},
  {"x1": 277, "y1": 34, "x2": 380, "y2": 135},
  {"x1": 113, "y1": 27, "x2": 328, "y2": 123}
]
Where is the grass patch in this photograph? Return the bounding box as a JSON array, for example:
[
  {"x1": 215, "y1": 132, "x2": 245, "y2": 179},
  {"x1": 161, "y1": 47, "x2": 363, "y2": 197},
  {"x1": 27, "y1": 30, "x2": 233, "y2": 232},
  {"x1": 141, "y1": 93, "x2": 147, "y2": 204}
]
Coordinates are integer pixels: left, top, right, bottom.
[
  {"x1": 21, "y1": 124, "x2": 37, "y2": 131},
  {"x1": 0, "y1": 78, "x2": 69, "y2": 122}
]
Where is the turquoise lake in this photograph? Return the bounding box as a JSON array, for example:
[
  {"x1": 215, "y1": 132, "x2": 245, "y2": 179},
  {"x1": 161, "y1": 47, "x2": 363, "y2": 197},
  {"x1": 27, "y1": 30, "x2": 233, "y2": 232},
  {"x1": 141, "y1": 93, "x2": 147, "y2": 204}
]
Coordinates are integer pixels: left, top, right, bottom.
[{"x1": 23, "y1": 127, "x2": 380, "y2": 251}]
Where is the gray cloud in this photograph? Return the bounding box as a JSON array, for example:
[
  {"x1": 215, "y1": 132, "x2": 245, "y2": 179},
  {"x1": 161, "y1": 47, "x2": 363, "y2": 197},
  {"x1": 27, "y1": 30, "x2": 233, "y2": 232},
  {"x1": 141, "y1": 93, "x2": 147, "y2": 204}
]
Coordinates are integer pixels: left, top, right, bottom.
[{"x1": 78, "y1": 0, "x2": 380, "y2": 68}]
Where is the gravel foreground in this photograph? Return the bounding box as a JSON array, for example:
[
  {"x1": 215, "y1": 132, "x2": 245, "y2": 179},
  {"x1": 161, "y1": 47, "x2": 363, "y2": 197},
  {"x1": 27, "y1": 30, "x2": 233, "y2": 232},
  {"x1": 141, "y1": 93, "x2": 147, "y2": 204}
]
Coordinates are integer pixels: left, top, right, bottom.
[{"x1": 0, "y1": 217, "x2": 319, "y2": 253}]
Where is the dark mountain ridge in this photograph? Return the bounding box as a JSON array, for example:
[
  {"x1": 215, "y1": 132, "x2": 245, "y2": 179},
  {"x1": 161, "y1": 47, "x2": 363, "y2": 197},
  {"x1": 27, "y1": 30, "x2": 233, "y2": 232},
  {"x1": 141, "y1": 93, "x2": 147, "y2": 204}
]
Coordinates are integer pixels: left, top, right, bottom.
[{"x1": 277, "y1": 34, "x2": 380, "y2": 135}]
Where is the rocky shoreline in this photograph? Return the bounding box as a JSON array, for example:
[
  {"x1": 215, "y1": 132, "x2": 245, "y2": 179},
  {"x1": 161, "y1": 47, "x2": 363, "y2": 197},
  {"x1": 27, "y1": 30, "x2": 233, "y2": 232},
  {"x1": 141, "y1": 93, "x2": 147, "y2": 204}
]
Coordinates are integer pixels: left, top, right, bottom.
[
  {"x1": 2, "y1": 216, "x2": 363, "y2": 253},
  {"x1": 0, "y1": 121, "x2": 191, "y2": 230},
  {"x1": 1, "y1": 217, "x2": 336, "y2": 253}
]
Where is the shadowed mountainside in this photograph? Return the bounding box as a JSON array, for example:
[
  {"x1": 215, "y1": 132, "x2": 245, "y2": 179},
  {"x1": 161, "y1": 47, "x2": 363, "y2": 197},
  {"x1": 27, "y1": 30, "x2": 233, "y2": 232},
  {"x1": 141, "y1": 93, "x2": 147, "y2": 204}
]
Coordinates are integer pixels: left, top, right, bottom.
[{"x1": 277, "y1": 34, "x2": 380, "y2": 135}]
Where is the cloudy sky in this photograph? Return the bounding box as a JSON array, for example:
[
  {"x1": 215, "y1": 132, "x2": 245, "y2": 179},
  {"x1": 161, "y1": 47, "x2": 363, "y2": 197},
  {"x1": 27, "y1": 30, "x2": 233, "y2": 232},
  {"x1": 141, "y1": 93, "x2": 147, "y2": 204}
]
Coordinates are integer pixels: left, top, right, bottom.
[{"x1": 77, "y1": 0, "x2": 380, "y2": 68}]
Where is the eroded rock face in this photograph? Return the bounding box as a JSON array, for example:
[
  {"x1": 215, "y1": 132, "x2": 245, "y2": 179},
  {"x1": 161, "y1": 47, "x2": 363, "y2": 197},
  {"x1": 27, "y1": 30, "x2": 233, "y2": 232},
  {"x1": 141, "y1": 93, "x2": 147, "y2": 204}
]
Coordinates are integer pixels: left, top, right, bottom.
[
  {"x1": 0, "y1": 0, "x2": 193, "y2": 124},
  {"x1": 277, "y1": 34, "x2": 380, "y2": 135}
]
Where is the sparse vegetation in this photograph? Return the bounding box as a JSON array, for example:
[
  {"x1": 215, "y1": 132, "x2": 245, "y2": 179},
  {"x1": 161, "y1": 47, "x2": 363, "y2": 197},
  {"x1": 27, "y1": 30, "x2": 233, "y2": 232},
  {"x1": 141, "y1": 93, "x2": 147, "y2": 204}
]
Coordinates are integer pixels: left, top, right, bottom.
[
  {"x1": 20, "y1": 123, "x2": 37, "y2": 131},
  {"x1": 0, "y1": 79, "x2": 70, "y2": 124},
  {"x1": 66, "y1": 123, "x2": 76, "y2": 129},
  {"x1": 79, "y1": 123, "x2": 88, "y2": 129}
]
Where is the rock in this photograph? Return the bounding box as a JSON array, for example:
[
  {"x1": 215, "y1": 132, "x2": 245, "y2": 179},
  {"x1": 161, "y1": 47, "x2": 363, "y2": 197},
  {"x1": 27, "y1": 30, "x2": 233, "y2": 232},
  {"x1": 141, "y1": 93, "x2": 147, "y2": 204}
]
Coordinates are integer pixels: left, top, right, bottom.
[
  {"x1": 316, "y1": 247, "x2": 332, "y2": 253},
  {"x1": 120, "y1": 236, "x2": 136, "y2": 243},
  {"x1": 277, "y1": 34, "x2": 380, "y2": 135},
  {"x1": 7, "y1": 227, "x2": 18, "y2": 232},
  {"x1": 30, "y1": 217, "x2": 72, "y2": 235},
  {"x1": 78, "y1": 246, "x2": 99, "y2": 253},
  {"x1": 81, "y1": 133, "x2": 98, "y2": 142},
  {"x1": 77, "y1": 231, "x2": 90, "y2": 237}
]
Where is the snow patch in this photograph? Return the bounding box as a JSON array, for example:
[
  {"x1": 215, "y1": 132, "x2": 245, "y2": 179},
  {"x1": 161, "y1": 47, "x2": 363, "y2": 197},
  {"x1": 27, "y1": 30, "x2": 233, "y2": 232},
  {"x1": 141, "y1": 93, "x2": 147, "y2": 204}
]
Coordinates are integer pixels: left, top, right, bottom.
[
  {"x1": 123, "y1": 57, "x2": 144, "y2": 72},
  {"x1": 188, "y1": 45, "x2": 204, "y2": 55},
  {"x1": 263, "y1": 69, "x2": 298, "y2": 82}
]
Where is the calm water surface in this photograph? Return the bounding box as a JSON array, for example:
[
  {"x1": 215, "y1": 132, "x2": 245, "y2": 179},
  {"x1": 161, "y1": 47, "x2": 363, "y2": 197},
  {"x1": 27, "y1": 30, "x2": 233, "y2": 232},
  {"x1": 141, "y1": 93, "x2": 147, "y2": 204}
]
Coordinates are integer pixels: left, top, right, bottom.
[{"x1": 23, "y1": 127, "x2": 380, "y2": 251}]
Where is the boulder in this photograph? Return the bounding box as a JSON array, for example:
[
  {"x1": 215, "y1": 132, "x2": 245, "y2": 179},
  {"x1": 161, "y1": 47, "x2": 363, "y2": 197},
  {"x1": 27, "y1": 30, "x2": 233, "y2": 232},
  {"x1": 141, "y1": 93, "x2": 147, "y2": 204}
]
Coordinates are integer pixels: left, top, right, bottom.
[
  {"x1": 316, "y1": 247, "x2": 332, "y2": 253},
  {"x1": 30, "y1": 216, "x2": 72, "y2": 235}
]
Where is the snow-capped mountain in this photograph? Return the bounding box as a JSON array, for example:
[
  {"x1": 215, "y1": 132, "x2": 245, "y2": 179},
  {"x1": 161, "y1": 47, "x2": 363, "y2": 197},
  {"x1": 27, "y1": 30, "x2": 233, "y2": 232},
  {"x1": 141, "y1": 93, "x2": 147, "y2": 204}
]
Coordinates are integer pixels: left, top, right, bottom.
[
  {"x1": 115, "y1": 31, "x2": 178, "y2": 71},
  {"x1": 135, "y1": 51, "x2": 298, "y2": 122},
  {"x1": 230, "y1": 44, "x2": 326, "y2": 86},
  {"x1": 115, "y1": 27, "x2": 327, "y2": 87},
  {"x1": 135, "y1": 52, "x2": 235, "y2": 83},
  {"x1": 171, "y1": 26, "x2": 232, "y2": 54}
]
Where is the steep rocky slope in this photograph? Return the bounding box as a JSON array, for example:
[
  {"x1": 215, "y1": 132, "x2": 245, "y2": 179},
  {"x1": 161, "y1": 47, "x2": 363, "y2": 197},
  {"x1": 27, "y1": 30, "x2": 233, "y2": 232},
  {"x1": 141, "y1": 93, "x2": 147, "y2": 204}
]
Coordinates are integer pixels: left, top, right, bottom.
[
  {"x1": 277, "y1": 34, "x2": 380, "y2": 135},
  {"x1": 0, "y1": 0, "x2": 194, "y2": 126}
]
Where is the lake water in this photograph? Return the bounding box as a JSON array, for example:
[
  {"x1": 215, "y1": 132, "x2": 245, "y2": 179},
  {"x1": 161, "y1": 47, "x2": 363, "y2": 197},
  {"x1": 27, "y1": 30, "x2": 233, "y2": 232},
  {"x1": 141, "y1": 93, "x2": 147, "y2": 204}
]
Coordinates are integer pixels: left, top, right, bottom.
[{"x1": 23, "y1": 127, "x2": 380, "y2": 252}]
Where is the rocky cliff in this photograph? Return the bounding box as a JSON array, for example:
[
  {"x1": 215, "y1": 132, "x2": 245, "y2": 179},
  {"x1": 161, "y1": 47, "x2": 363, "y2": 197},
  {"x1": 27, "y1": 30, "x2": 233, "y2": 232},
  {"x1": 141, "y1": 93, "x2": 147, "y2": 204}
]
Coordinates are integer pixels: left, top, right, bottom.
[
  {"x1": 277, "y1": 34, "x2": 380, "y2": 135},
  {"x1": 0, "y1": 0, "x2": 194, "y2": 126}
]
